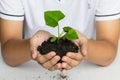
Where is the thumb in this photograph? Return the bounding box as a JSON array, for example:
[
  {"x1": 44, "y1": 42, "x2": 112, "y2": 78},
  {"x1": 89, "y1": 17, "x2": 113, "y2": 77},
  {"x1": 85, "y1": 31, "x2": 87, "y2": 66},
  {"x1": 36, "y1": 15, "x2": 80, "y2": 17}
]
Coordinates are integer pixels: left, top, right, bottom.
[
  {"x1": 32, "y1": 51, "x2": 38, "y2": 59},
  {"x1": 81, "y1": 43, "x2": 87, "y2": 56},
  {"x1": 31, "y1": 47, "x2": 38, "y2": 59}
]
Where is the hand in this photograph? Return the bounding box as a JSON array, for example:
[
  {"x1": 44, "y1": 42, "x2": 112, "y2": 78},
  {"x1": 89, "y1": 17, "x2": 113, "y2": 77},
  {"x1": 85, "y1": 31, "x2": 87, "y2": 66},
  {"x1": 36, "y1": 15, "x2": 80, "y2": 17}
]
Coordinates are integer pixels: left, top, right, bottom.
[
  {"x1": 61, "y1": 30, "x2": 88, "y2": 73},
  {"x1": 74, "y1": 30, "x2": 88, "y2": 56},
  {"x1": 30, "y1": 30, "x2": 61, "y2": 71},
  {"x1": 35, "y1": 51, "x2": 61, "y2": 71},
  {"x1": 61, "y1": 52, "x2": 83, "y2": 73}
]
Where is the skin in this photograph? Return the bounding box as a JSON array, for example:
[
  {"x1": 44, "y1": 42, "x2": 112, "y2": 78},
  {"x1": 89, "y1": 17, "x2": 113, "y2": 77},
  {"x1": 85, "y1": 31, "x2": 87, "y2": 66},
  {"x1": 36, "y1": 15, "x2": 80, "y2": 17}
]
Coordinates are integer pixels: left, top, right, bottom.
[
  {"x1": 61, "y1": 19, "x2": 120, "y2": 73},
  {"x1": 0, "y1": 18, "x2": 1, "y2": 42},
  {"x1": 0, "y1": 19, "x2": 61, "y2": 71},
  {"x1": 0, "y1": 18, "x2": 120, "y2": 74}
]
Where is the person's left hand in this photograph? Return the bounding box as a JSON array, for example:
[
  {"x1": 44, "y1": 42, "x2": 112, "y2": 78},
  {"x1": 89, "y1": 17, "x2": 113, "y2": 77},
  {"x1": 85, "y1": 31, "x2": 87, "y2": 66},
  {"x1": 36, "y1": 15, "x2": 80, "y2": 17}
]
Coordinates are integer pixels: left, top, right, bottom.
[
  {"x1": 61, "y1": 52, "x2": 83, "y2": 73},
  {"x1": 61, "y1": 30, "x2": 88, "y2": 74}
]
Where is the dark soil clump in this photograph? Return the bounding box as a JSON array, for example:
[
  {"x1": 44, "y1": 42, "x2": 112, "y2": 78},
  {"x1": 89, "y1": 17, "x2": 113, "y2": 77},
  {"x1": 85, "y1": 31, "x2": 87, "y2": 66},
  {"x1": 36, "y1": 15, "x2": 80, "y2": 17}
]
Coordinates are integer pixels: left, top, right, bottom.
[{"x1": 37, "y1": 37, "x2": 79, "y2": 63}]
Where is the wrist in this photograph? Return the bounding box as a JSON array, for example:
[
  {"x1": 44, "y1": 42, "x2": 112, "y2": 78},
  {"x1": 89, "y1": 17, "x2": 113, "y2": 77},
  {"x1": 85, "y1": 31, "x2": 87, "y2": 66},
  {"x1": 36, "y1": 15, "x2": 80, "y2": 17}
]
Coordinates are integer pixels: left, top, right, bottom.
[{"x1": 26, "y1": 38, "x2": 33, "y2": 60}]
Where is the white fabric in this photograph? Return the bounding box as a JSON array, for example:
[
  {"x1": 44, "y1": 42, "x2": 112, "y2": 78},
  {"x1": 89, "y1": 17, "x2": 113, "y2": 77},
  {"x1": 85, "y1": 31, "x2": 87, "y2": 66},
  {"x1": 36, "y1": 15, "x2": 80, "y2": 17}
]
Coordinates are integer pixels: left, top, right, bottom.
[
  {"x1": 1, "y1": 0, "x2": 120, "y2": 39},
  {"x1": 95, "y1": 0, "x2": 120, "y2": 21},
  {"x1": 0, "y1": 0, "x2": 24, "y2": 20}
]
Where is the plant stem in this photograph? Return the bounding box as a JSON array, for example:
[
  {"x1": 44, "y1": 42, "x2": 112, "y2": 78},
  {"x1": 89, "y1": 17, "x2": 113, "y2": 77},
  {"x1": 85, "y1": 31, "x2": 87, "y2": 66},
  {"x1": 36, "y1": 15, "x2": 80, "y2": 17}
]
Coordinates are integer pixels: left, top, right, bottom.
[
  {"x1": 58, "y1": 24, "x2": 60, "y2": 41},
  {"x1": 60, "y1": 31, "x2": 64, "y2": 37}
]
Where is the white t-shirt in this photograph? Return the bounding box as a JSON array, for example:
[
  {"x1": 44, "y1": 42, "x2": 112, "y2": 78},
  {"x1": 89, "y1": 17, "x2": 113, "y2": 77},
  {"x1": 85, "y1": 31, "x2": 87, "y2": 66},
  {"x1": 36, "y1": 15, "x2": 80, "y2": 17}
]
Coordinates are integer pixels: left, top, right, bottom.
[
  {"x1": 0, "y1": 0, "x2": 120, "y2": 80},
  {"x1": 1, "y1": 0, "x2": 120, "y2": 39}
]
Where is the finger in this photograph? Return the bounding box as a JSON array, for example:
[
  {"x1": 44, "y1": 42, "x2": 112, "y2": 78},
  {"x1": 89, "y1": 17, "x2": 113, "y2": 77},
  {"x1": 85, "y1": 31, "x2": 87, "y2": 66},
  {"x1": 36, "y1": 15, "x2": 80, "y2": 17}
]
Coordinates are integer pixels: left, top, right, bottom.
[
  {"x1": 62, "y1": 56, "x2": 80, "y2": 67},
  {"x1": 61, "y1": 69, "x2": 67, "y2": 74},
  {"x1": 42, "y1": 55, "x2": 60, "y2": 69},
  {"x1": 66, "y1": 52, "x2": 83, "y2": 61},
  {"x1": 37, "y1": 51, "x2": 56, "y2": 64},
  {"x1": 75, "y1": 30, "x2": 88, "y2": 56},
  {"x1": 81, "y1": 43, "x2": 87, "y2": 56},
  {"x1": 31, "y1": 46, "x2": 38, "y2": 59},
  {"x1": 61, "y1": 62, "x2": 72, "y2": 70},
  {"x1": 43, "y1": 51, "x2": 56, "y2": 60},
  {"x1": 48, "y1": 63, "x2": 62, "y2": 71},
  {"x1": 72, "y1": 40, "x2": 80, "y2": 47}
]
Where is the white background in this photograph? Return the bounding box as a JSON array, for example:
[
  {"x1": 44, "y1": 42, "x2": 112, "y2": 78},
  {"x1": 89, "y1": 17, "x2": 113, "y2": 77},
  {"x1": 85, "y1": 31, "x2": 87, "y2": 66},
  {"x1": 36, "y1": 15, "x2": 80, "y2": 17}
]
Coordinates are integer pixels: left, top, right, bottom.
[{"x1": 0, "y1": 40, "x2": 120, "y2": 80}]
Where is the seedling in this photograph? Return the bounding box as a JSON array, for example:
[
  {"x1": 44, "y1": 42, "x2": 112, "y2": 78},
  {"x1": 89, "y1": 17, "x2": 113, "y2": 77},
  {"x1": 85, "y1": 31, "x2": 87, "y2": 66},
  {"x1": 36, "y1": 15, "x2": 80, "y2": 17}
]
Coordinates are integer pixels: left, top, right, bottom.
[
  {"x1": 37, "y1": 10, "x2": 79, "y2": 63},
  {"x1": 44, "y1": 10, "x2": 78, "y2": 42}
]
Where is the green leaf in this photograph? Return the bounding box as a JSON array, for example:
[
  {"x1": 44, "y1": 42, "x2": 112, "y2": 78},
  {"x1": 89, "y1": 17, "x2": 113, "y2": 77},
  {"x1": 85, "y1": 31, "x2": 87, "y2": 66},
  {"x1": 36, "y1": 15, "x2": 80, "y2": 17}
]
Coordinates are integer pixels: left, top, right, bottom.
[
  {"x1": 44, "y1": 10, "x2": 65, "y2": 27},
  {"x1": 63, "y1": 26, "x2": 73, "y2": 32},
  {"x1": 50, "y1": 37, "x2": 57, "y2": 42},
  {"x1": 63, "y1": 29, "x2": 78, "y2": 40}
]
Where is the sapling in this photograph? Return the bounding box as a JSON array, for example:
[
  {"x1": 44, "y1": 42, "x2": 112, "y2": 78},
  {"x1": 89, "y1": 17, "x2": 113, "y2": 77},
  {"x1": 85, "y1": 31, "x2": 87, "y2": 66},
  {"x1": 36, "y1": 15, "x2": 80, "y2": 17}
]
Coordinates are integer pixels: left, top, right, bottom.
[
  {"x1": 44, "y1": 10, "x2": 78, "y2": 42},
  {"x1": 37, "y1": 10, "x2": 79, "y2": 63}
]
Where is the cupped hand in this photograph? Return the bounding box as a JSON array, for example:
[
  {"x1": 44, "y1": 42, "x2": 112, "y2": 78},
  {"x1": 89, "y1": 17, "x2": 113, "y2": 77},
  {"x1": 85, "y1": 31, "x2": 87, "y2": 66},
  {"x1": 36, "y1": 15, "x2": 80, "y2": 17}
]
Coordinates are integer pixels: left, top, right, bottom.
[
  {"x1": 30, "y1": 30, "x2": 61, "y2": 70},
  {"x1": 61, "y1": 30, "x2": 88, "y2": 74},
  {"x1": 36, "y1": 51, "x2": 61, "y2": 71},
  {"x1": 61, "y1": 51, "x2": 83, "y2": 73}
]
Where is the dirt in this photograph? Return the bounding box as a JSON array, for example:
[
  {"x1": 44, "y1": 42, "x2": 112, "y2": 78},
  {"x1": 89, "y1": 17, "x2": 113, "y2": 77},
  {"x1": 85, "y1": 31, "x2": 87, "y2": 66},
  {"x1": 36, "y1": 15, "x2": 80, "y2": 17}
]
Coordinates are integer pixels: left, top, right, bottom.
[{"x1": 37, "y1": 37, "x2": 79, "y2": 63}]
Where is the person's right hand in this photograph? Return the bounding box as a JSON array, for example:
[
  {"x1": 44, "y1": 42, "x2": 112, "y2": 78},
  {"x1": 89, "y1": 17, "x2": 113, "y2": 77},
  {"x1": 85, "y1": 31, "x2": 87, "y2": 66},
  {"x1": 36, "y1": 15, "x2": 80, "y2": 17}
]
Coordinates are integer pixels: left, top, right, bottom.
[{"x1": 30, "y1": 30, "x2": 61, "y2": 71}]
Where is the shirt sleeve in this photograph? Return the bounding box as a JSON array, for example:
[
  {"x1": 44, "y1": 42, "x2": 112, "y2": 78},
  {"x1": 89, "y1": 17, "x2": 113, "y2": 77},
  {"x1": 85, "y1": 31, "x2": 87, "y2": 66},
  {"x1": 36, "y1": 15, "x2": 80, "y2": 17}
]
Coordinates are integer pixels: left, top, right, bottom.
[
  {"x1": 95, "y1": 0, "x2": 120, "y2": 21},
  {"x1": 0, "y1": 0, "x2": 24, "y2": 21}
]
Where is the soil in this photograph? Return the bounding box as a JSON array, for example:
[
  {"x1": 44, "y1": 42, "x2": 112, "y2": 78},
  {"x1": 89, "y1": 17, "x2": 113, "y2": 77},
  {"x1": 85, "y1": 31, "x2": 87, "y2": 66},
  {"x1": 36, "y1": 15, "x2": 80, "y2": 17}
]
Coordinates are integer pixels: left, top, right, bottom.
[{"x1": 37, "y1": 37, "x2": 79, "y2": 63}]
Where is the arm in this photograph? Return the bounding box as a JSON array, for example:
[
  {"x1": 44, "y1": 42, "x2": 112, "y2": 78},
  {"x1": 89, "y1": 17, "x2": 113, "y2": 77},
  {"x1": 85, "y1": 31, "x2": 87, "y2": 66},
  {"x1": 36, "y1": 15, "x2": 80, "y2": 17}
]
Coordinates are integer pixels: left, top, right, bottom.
[
  {"x1": 86, "y1": 19, "x2": 120, "y2": 66},
  {"x1": 0, "y1": 19, "x2": 61, "y2": 71},
  {"x1": 0, "y1": 18, "x2": 1, "y2": 42},
  {"x1": 61, "y1": 19, "x2": 120, "y2": 73},
  {"x1": 0, "y1": 0, "x2": 60, "y2": 70},
  {"x1": 0, "y1": 19, "x2": 31, "y2": 66}
]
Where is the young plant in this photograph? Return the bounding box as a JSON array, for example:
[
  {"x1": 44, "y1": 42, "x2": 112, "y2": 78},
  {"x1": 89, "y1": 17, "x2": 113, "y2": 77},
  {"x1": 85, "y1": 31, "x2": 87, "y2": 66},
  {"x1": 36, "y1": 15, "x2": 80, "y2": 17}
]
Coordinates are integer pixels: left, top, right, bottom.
[
  {"x1": 44, "y1": 10, "x2": 78, "y2": 42},
  {"x1": 37, "y1": 10, "x2": 79, "y2": 63}
]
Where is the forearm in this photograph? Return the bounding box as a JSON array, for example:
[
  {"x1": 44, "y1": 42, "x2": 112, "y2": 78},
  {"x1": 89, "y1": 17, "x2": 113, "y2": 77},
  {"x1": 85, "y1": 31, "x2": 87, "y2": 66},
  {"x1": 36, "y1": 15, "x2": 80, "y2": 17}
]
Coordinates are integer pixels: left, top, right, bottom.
[
  {"x1": 1, "y1": 39, "x2": 31, "y2": 66},
  {"x1": 85, "y1": 39, "x2": 118, "y2": 66}
]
